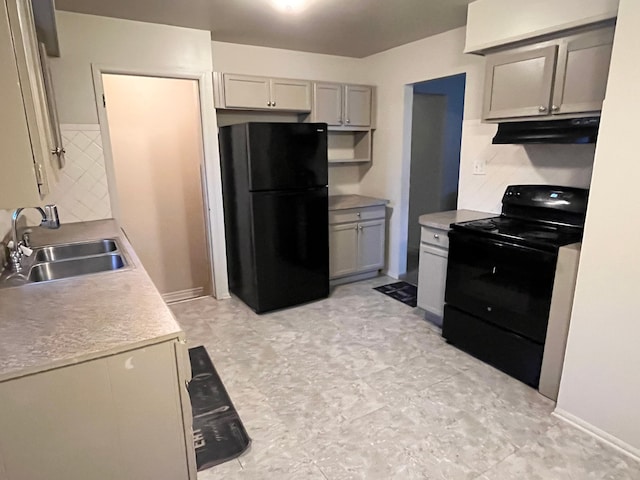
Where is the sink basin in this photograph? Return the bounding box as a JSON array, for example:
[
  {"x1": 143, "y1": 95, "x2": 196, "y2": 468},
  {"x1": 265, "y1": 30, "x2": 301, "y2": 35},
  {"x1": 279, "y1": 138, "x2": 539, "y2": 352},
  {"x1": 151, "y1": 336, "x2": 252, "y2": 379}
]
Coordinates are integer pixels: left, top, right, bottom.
[
  {"x1": 35, "y1": 239, "x2": 118, "y2": 262},
  {"x1": 28, "y1": 254, "x2": 127, "y2": 283}
]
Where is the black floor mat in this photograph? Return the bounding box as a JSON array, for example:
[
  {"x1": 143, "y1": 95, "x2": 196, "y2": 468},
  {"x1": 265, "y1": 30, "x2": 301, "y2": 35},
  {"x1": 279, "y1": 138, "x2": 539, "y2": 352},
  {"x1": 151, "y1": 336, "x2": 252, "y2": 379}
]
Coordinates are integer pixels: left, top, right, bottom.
[
  {"x1": 188, "y1": 346, "x2": 251, "y2": 471},
  {"x1": 373, "y1": 281, "x2": 418, "y2": 307}
]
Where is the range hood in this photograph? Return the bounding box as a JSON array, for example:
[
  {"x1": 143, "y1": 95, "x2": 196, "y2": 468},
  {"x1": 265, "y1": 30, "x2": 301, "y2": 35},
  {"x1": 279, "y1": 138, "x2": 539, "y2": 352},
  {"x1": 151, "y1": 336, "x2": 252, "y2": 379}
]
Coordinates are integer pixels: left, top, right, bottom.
[{"x1": 492, "y1": 117, "x2": 600, "y2": 144}]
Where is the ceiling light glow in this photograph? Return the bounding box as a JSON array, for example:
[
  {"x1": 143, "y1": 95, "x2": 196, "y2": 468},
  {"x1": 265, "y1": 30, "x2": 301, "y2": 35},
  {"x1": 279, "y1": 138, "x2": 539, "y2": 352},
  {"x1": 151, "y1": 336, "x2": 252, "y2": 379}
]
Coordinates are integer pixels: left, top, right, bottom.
[{"x1": 272, "y1": 0, "x2": 307, "y2": 13}]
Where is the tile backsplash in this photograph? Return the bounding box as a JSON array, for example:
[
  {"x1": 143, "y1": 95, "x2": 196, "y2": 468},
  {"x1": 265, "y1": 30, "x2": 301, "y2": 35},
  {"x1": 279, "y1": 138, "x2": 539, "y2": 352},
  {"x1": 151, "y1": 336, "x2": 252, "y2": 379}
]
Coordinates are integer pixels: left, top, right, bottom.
[
  {"x1": 0, "y1": 124, "x2": 112, "y2": 243},
  {"x1": 49, "y1": 124, "x2": 112, "y2": 223}
]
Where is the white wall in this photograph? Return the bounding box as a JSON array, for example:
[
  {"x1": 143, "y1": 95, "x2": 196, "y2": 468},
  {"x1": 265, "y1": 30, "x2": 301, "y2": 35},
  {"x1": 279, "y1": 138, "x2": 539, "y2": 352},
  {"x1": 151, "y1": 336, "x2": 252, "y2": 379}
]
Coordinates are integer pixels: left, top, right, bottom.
[
  {"x1": 466, "y1": 0, "x2": 619, "y2": 52},
  {"x1": 556, "y1": 0, "x2": 640, "y2": 457},
  {"x1": 1, "y1": 11, "x2": 216, "y2": 247},
  {"x1": 52, "y1": 12, "x2": 213, "y2": 124},
  {"x1": 359, "y1": 27, "x2": 596, "y2": 277},
  {"x1": 211, "y1": 41, "x2": 369, "y2": 195}
]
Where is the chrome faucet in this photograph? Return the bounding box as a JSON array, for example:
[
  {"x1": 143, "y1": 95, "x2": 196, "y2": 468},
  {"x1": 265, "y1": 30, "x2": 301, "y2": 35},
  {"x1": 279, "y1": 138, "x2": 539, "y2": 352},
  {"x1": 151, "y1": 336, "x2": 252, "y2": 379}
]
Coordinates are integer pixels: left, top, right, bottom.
[{"x1": 9, "y1": 205, "x2": 60, "y2": 272}]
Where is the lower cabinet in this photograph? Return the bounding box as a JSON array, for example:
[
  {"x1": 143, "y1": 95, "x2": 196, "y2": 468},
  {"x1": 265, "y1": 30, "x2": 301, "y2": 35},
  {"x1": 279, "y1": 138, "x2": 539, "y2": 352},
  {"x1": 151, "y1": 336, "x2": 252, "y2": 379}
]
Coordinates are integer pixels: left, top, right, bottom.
[
  {"x1": 0, "y1": 339, "x2": 196, "y2": 480},
  {"x1": 417, "y1": 226, "x2": 450, "y2": 320},
  {"x1": 329, "y1": 206, "x2": 385, "y2": 280}
]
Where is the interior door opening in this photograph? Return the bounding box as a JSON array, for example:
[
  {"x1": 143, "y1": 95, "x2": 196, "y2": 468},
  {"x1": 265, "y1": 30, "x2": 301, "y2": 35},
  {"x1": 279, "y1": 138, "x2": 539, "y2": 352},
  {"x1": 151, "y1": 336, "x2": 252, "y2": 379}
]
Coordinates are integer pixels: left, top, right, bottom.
[
  {"x1": 404, "y1": 73, "x2": 466, "y2": 285},
  {"x1": 101, "y1": 73, "x2": 212, "y2": 302}
]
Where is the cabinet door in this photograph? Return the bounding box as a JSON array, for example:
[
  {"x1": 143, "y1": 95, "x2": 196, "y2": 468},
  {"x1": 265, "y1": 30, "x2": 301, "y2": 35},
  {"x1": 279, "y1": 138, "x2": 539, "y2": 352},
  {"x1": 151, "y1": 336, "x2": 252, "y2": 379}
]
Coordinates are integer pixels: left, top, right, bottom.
[
  {"x1": 357, "y1": 219, "x2": 385, "y2": 272},
  {"x1": 0, "y1": 341, "x2": 192, "y2": 480},
  {"x1": 329, "y1": 223, "x2": 359, "y2": 278},
  {"x1": 106, "y1": 342, "x2": 190, "y2": 479},
  {"x1": 483, "y1": 45, "x2": 558, "y2": 120},
  {"x1": 0, "y1": 358, "x2": 121, "y2": 480},
  {"x1": 313, "y1": 82, "x2": 343, "y2": 126},
  {"x1": 552, "y1": 27, "x2": 615, "y2": 115},
  {"x1": 0, "y1": 0, "x2": 42, "y2": 208},
  {"x1": 344, "y1": 85, "x2": 372, "y2": 127},
  {"x1": 417, "y1": 243, "x2": 448, "y2": 317},
  {"x1": 223, "y1": 74, "x2": 271, "y2": 109},
  {"x1": 270, "y1": 78, "x2": 311, "y2": 111},
  {"x1": 7, "y1": 0, "x2": 56, "y2": 196}
]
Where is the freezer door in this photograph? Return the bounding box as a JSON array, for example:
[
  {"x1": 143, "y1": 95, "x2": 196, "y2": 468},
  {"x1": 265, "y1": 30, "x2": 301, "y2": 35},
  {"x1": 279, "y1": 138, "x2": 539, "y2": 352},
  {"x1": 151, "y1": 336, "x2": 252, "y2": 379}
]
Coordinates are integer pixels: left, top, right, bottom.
[
  {"x1": 247, "y1": 123, "x2": 328, "y2": 191},
  {"x1": 251, "y1": 188, "x2": 329, "y2": 313}
]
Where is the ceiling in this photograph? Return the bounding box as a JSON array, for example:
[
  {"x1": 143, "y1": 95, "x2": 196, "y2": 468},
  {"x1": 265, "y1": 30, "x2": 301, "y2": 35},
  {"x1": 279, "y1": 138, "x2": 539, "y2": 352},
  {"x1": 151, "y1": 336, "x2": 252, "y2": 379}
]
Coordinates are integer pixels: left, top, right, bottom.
[{"x1": 55, "y1": 0, "x2": 473, "y2": 58}]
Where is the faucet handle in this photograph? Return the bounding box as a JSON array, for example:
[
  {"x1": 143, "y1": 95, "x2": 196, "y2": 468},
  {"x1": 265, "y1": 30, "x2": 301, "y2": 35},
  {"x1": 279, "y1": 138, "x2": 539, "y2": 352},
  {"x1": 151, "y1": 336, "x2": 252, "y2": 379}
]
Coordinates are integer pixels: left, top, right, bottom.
[{"x1": 40, "y1": 204, "x2": 60, "y2": 229}]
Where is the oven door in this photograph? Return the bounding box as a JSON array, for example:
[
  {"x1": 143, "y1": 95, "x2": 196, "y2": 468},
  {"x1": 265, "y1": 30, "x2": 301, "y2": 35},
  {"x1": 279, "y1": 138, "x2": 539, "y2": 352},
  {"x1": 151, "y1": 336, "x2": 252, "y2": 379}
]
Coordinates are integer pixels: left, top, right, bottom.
[{"x1": 445, "y1": 230, "x2": 557, "y2": 343}]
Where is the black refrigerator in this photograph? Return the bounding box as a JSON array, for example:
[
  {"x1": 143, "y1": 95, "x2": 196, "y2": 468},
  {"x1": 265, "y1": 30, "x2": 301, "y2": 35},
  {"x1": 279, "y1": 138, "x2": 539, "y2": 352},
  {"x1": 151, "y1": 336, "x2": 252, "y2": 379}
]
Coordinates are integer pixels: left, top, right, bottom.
[{"x1": 218, "y1": 122, "x2": 329, "y2": 314}]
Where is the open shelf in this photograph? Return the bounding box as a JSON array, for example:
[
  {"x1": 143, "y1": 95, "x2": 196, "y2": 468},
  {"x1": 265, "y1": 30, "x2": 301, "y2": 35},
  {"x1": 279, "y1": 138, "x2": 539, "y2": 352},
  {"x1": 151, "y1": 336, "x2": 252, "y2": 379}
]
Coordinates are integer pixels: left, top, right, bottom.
[{"x1": 327, "y1": 130, "x2": 372, "y2": 164}]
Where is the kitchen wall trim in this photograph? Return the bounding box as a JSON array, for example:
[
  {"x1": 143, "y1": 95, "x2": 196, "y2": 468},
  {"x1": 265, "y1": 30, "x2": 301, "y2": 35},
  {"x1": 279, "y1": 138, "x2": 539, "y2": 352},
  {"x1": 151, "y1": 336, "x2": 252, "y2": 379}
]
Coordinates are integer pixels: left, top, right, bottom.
[
  {"x1": 91, "y1": 63, "x2": 230, "y2": 299},
  {"x1": 553, "y1": 408, "x2": 640, "y2": 462}
]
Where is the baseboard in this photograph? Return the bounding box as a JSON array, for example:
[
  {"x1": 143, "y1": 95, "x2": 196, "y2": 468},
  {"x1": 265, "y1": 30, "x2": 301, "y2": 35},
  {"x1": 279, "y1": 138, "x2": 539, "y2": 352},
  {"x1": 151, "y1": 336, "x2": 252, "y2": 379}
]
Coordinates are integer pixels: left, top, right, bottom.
[
  {"x1": 163, "y1": 287, "x2": 207, "y2": 304},
  {"x1": 330, "y1": 270, "x2": 381, "y2": 287},
  {"x1": 553, "y1": 407, "x2": 640, "y2": 462}
]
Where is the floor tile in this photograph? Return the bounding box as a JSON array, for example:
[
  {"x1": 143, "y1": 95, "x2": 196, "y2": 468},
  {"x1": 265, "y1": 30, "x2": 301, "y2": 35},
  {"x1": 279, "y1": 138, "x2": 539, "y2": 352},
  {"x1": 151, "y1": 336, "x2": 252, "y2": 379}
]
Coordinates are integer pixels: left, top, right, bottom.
[{"x1": 172, "y1": 277, "x2": 640, "y2": 480}]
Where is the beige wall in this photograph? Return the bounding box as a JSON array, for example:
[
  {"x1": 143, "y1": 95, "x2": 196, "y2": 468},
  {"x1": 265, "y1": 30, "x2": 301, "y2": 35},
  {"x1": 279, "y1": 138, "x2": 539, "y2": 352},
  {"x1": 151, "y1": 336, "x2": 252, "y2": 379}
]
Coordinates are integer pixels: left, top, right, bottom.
[
  {"x1": 556, "y1": 0, "x2": 640, "y2": 457},
  {"x1": 358, "y1": 27, "x2": 596, "y2": 277},
  {"x1": 211, "y1": 41, "x2": 369, "y2": 196},
  {"x1": 103, "y1": 74, "x2": 210, "y2": 297}
]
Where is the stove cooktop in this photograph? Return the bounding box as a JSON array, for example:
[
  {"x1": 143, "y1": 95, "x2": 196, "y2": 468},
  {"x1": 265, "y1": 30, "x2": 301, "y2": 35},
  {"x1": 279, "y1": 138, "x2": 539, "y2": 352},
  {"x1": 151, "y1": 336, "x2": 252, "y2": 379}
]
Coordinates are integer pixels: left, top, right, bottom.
[{"x1": 451, "y1": 216, "x2": 584, "y2": 250}]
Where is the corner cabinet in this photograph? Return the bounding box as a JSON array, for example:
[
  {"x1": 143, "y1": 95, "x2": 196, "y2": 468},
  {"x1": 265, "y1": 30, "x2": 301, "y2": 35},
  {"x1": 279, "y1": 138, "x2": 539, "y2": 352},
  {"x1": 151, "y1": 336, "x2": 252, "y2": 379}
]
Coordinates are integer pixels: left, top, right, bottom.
[
  {"x1": 312, "y1": 82, "x2": 376, "y2": 163},
  {"x1": 0, "y1": 0, "x2": 64, "y2": 209},
  {"x1": 0, "y1": 339, "x2": 196, "y2": 480},
  {"x1": 482, "y1": 25, "x2": 615, "y2": 121},
  {"x1": 329, "y1": 205, "x2": 385, "y2": 281},
  {"x1": 216, "y1": 73, "x2": 312, "y2": 112}
]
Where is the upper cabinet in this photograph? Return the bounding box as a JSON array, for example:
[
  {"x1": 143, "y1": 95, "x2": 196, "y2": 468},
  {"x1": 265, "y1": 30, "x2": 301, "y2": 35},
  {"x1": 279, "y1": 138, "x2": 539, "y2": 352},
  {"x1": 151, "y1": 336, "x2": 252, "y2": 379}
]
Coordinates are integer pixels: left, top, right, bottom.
[
  {"x1": 482, "y1": 25, "x2": 615, "y2": 122},
  {"x1": 0, "y1": 0, "x2": 64, "y2": 210},
  {"x1": 217, "y1": 73, "x2": 312, "y2": 112},
  {"x1": 312, "y1": 82, "x2": 374, "y2": 128},
  {"x1": 344, "y1": 85, "x2": 372, "y2": 127}
]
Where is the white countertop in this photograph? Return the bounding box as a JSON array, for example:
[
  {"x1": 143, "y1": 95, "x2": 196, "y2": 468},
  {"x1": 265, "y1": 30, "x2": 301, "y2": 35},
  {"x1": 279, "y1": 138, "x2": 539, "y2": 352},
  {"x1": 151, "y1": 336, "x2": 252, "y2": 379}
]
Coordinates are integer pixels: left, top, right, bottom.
[
  {"x1": 329, "y1": 194, "x2": 389, "y2": 211},
  {"x1": 419, "y1": 209, "x2": 495, "y2": 230},
  {"x1": 0, "y1": 220, "x2": 184, "y2": 382}
]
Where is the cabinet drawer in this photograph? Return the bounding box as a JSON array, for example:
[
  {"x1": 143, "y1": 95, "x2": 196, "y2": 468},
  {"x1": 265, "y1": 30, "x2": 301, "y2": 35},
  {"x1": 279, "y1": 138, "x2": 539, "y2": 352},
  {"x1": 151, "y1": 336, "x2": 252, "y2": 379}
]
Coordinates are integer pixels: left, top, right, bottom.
[
  {"x1": 421, "y1": 226, "x2": 449, "y2": 249},
  {"x1": 329, "y1": 206, "x2": 385, "y2": 225}
]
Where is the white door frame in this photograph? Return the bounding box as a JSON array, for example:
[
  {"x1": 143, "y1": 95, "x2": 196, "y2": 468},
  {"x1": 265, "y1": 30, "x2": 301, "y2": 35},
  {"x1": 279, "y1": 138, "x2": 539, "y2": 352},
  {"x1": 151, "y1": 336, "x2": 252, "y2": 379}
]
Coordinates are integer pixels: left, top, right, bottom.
[{"x1": 91, "y1": 64, "x2": 230, "y2": 300}]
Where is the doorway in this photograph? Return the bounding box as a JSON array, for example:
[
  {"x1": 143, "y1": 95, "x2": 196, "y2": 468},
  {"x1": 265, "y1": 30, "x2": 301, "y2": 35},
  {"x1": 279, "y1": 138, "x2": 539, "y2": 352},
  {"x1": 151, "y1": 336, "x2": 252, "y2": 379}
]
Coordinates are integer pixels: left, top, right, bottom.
[
  {"x1": 100, "y1": 73, "x2": 212, "y2": 302},
  {"x1": 404, "y1": 73, "x2": 465, "y2": 284}
]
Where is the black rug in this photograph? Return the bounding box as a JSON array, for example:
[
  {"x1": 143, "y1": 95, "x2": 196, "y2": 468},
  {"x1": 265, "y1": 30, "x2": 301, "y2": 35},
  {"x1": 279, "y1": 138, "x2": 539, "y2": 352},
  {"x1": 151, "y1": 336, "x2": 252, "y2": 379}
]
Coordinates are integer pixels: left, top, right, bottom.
[
  {"x1": 373, "y1": 281, "x2": 418, "y2": 307},
  {"x1": 188, "y1": 346, "x2": 251, "y2": 471}
]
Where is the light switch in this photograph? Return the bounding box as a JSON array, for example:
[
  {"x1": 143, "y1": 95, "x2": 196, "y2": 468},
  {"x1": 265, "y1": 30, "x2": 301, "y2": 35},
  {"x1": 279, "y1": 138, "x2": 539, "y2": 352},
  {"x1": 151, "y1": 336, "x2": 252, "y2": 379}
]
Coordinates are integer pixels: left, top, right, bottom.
[{"x1": 473, "y1": 158, "x2": 486, "y2": 175}]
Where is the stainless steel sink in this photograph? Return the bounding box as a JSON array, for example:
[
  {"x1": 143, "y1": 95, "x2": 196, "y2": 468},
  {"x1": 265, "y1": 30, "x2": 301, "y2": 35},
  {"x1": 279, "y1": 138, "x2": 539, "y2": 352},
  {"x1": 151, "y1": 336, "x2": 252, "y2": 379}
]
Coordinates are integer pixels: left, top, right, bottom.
[
  {"x1": 35, "y1": 239, "x2": 118, "y2": 262},
  {"x1": 0, "y1": 237, "x2": 130, "y2": 288},
  {"x1": 28, "y1": 254, "x2": 127, "y2": 282}
]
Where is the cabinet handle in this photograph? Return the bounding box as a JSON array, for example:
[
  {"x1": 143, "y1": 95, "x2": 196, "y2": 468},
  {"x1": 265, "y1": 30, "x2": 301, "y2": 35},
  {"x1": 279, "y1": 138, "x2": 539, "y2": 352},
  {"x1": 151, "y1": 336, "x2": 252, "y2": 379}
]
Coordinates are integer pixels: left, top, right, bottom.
[
  {"x1": 267, "y1": 101, "x2": 272, "y2": 107},
  {"x1": 354, "y1": 226, "x2": 359, "y2": 231},
  {"x1": 356, "y1": 212, "x2": 361, "y2": 217},
  {"x1": 345, "y1": 118, "x2": 351, "y2": 124},
  {"x1": 272, "y1": 101, "x2": 276, "y2": 107},
  {"x1": 551, "y1": 105, "x2": 559, "y2": 112},
  {"x1": 538, "y1": 105, "x2": 547, "y2": 112},
  {"x1": 433, "y1": 234, "x2": 439, "y2": 239}
]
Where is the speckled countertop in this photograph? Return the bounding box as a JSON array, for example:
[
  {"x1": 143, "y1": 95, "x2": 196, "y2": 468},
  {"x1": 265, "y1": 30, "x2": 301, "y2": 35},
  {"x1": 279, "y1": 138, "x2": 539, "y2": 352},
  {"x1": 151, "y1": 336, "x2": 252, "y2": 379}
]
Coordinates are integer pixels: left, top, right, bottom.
[
  {"x1": 329, "y1": 194, "x2": 388, "y2": 211},
  {"x1": 0, "y1": 219, "x2": 184, "y2": 383},
  {"x1": 419, "y1": 209, "x2": 495, "y2": 230}
]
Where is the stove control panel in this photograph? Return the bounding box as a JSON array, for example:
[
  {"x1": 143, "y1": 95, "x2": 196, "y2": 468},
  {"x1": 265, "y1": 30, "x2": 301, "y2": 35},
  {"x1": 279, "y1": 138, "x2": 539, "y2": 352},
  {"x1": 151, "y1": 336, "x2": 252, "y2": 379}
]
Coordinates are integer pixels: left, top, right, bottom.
[{"x1": 502, "y1": 185, "x2": 588, "y2": 214}]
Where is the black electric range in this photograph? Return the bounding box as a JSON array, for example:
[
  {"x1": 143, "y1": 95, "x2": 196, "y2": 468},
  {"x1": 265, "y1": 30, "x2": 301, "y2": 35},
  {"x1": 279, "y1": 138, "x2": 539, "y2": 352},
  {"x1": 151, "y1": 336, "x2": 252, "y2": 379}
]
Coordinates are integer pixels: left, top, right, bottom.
[{"x1": 442, "y1": 185, "x2": 589, "y2": 388}]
